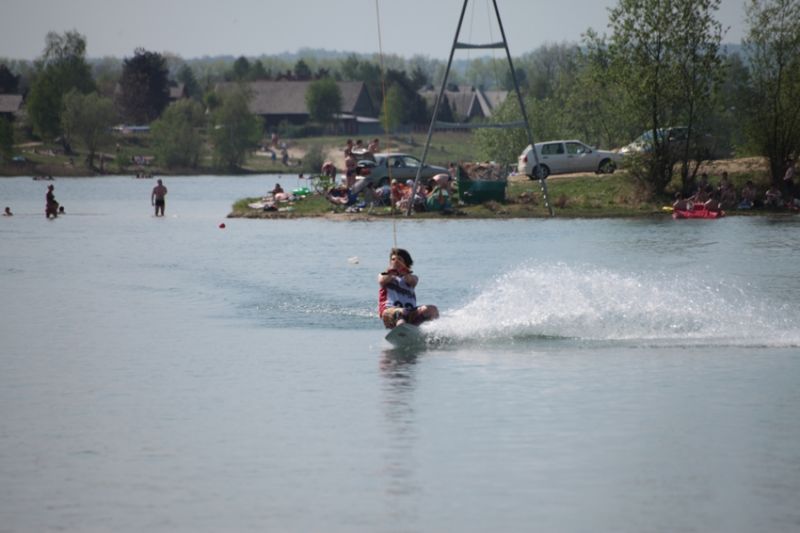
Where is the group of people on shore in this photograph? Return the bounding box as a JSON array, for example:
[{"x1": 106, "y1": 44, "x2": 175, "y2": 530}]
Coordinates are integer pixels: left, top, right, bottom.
[
  {"x1": 324, "y1": 138, "x2": 458, "y2": 213},
  {"x1": 673, "y1": 160, "x2": 798, "y2": 213}
]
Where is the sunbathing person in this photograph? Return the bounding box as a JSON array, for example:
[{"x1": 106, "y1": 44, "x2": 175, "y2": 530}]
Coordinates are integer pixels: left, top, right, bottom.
[{"x1": 326, "y1": 185, "x2": 356, "y2": 207}]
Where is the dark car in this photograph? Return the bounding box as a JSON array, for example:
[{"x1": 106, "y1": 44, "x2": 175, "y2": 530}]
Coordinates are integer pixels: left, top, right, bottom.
[
  {"x1": 354, "y1": 152, "x2": 448, "y2": 189},
  {"x1": 618, "y1": 126, "x2": 722, "y2": 160}
]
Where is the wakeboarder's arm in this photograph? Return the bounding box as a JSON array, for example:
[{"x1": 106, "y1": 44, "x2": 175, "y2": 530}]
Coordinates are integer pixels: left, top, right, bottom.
[{"x1": 379, "y1": 270, "x2": 417, "y2": 287}]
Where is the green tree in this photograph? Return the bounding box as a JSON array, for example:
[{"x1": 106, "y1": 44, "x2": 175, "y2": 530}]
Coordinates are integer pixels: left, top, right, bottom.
[
  {"x1": 0, "y1": 64, "x2": 20, "y2": 93},
  {"x1": 742, "y1": 0, "x2": 800, "y2": 184},
  {"x1": 383, "y1": 69, "x2": 428, "y2": 125},
  {"x1": 176, "y1": 64, "x2": 202, "y2": 100},
  {"x1": 474, "y1": 94, "x2": 567, "y2": 164},
  {"x1": 0, "y1": 117, "x2": 13, "y2": 162},
  {"x1": 118, "y1": 48, "x2": 170, "y2": 124},
  {"x1": 672, "y1": 0, "x2": 725, "y2": 185},
  {"x1": 305, "y1": 77, "x2": 342, "y2": 130},
  {"x1": 26, "y1": 72, "x2": 62, "y2": 140},
  {"x1": 211, "y1": 86, "x2": 260, "y2": 169},
  {"x1": 61, "y1": 90, "x2": 117, "y2": 169},
  {"x1": 231, "y1": 56, "x2": 251, "y2": 81},
  {"x1": 380, "y1": 85, "x2": 404, "y2": 132},
  {"x1": 250, "y1": 59, "x2": 269, "y2": 80},
  {"x1": 515, "y1": 44, "x2": 580, "y2": 98},
  {"x1": 564, "y1": 49, "x2": 630, "y2": 149},
  {"x1": 586, "y1": 0, "x2": 725, "y2": 195},
  {"x1": 294, "y1": 59, "x2": 312, "y2": 80},
  {"x1": 26, "y1": 31, "x2": 95, "y2": 142},
  {"x1": 151, "y1": 100, "x2": 205, "y2": 168},
  {"x1": 339, "y1": 55, "x2": 382, "y2": 107}
]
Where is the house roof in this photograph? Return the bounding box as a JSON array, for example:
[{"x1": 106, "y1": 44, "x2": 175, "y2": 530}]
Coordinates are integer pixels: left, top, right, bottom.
[
  {"x1": 418, "y1": 85, "x2": 508, "y2": 120},
  {"x1": 217, "y1": 81, "x2": 376, "y2": 118},
  {"x1": 169, "y1": 83, "x2": 186, "y2": 100},
  {"x1": 0, "y1": 94, "x2": 23, "y2": 114}
]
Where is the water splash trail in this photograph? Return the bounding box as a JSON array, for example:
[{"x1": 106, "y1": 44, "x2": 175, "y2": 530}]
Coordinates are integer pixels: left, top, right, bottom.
[{"x1": 426, "y1": 262, "x2": 800, "y2": 348}]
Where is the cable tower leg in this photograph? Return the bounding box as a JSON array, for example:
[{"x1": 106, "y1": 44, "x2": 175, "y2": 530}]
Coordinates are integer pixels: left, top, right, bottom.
[{"x1": 490, "y1": 0, "x2": 552, "y2": 215}]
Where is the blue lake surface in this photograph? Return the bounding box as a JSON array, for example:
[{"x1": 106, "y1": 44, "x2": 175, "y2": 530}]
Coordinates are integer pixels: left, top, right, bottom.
[{"x1": 1, "y1": 175, "x2": 799, "y2": 532}]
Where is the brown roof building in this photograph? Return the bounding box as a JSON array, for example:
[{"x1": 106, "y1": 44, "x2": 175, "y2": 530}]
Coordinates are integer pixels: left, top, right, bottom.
[
  {"x1": 169, "y1": 83, "x2": 187, "y2": 101},
  {"x1": 217, "y1": 80, "x2": 377, "y2": 134},
  {"x1": 0, "y1": 94, "x2": 23, "y2": 120},
  {"x1": 418, "y1": 85, "x2": 508, "y2": 122}
]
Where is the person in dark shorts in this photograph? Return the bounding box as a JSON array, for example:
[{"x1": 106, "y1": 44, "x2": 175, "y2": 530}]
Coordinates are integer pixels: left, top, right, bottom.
[{"x1": 151, "y1": 179, "x2": 168, "y2": 216}]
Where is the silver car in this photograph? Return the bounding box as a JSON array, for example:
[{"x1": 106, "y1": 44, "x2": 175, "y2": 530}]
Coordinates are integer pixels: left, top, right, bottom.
[
  {"x1": 518, "y1": 140, "x2": 622, "y2": 179},
  {"x1": 355, "y1": 152, "x2": 448, "y2": 188}
]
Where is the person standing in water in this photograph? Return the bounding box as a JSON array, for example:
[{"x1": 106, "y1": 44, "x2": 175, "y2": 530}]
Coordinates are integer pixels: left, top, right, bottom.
[
  {"x1": 45, "y1": 184, "x2": 59, "y2": 218},
  {"x1": 378, "y1": 248, "x2": 439, "y2": 329},
  {"x1": 151, "y1": 179, "x2": 168, "y2": 216}
]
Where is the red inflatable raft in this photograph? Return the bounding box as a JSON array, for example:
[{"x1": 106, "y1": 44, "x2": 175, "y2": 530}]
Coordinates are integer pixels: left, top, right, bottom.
[{"x1": 672, "y1": 204, "x2": 724, "y2": 219}]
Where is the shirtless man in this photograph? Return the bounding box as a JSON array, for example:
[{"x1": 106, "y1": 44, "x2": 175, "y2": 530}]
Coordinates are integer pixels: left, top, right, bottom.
[{"x1": 151, "y1": 179, "x2": 168, "y2": 216}]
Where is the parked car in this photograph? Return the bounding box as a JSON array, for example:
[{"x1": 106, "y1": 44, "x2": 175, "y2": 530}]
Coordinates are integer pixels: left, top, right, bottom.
[
  {"x1": 618, "y1": 127, "x2": 688, "y2": 154},
  {"x1": 517, "y1": 140, "x2": 622, "y2": 179},
  {"x1": 354, "y1": 152, "x2": 448, "y2": 188}
]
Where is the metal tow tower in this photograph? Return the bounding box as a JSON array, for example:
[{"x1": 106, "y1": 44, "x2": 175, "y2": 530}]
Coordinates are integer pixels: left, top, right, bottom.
[{"x1": 408, "y1": 0, "x2": 553, "y2": 216}]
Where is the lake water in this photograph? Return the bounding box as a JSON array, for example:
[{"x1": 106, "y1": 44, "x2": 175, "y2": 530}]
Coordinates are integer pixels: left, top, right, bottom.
[{"x1": 1, "y1": 176, "x2": 799, "y2": 533}]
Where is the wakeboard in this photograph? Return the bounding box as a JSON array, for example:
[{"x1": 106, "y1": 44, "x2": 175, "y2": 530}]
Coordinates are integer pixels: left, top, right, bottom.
[{"x1": 384, "y1": 323, "x2": 427, "y2": 348}]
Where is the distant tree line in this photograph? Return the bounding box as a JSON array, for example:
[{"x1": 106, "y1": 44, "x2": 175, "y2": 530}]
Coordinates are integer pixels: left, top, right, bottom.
[{"x1": 1, "y1": 0, "x2": 798, "y2": 189}]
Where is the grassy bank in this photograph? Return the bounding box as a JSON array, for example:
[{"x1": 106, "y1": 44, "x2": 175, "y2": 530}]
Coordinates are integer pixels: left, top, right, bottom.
[
  {"x1": 229, "y1": 173, "x2": 669, "y2": 219},
  {"x1": 228, "y1": 160, "x2": 797, "y2": 219}
]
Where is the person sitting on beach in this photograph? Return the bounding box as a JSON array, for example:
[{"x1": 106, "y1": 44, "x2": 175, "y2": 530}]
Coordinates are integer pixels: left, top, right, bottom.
[
  {"x1": 326, "y1": 184, "x2": 356, "y2": 207},
  {"x1": 378, "y1": 248, "x2": 439, "y2": 329},
  {"x1": 3, "y1": 207, "x2": 12, "y2": 216},
  {"x1": 717, "y1": 171, "x2": 731, "y2": 193},
  {"x1": 270, "y1": 183, "x2": 293, "y2": 203},
  {"x1": 695, "y1": 172, "x2": 710, "y2": 195},
  {"x1": 783, "y1": 158, "x2": 795, "y2": 198},
  {"x1": 390, "y1": 179, "x2": 406, "y2": 209},
  {"x1": 718, "y1": 172, "x2": 737, "y2": 209},
  {"x1": 395, "y1": 180, "x2": 415, "y2": 211},
  {"x1": 705, "y1": 184, "x2": 723, "y2": 212},
  {"x1": 673, "y1": 192, "x2": 691, "y2": 211},
  {"x1": 432, "y1": 173, "x2": 454, "y2": 194},
  {"x1": 363, "y1": 182, "x2": 378, "y2": 210},
  {"x1": 691, "y1": 184, "x2": 711, "y2": 204},
  {"x1": 764, "y1": 185, "x2": 782, "y2": 208},
  {"x1": 426, "y1": 181, "x2": 452, "y2": 213},
  {"x1": 738, "y1": 180, "x2": 756, "y2": 209},
  {"x1": 321, "y1": 161, "x2": 336, "y2": 180}
]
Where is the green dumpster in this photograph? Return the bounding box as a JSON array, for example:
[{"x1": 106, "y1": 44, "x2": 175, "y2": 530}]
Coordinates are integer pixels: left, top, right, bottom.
[{"x1": 457, "y1": 176, "x2": 507, "y2": 204}]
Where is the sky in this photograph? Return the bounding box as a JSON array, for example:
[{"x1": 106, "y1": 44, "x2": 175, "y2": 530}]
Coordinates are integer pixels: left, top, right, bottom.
[{"x1": 1, "y1": 0, "x2": 748, "y2": 61}]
